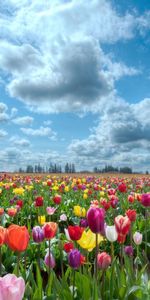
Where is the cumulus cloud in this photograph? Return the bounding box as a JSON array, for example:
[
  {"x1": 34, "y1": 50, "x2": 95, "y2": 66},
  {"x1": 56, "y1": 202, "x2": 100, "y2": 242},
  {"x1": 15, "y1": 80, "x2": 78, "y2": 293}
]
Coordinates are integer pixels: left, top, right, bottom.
[
  {"x1": 68, "y1": 98, "x2": 150, "y2": 171},
  {"x1": 20, "y1": 126, "x2": 57, "y2": 140},
  {"x1": 12, "y1": 115, "x2": 34, "y2": 125},
  {"x1": 0, "y1": 0, "x2": 143, "y2": 113},
  {"x1": 9, "y1": 136, "x2": 31, "y2": 147}
]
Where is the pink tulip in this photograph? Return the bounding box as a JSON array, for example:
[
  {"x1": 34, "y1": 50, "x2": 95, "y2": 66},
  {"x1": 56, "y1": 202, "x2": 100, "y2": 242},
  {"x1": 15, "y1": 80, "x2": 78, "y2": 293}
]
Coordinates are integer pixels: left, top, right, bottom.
[
  {"x1": 0, "y1": 274, "x2": 25, "y2": 300},
  {"x1": 46, "y1": 207, "x2": 56, "y2": 215},
  {"x1": 97, "y1": 252, "x2": 111, "y2": 269}
]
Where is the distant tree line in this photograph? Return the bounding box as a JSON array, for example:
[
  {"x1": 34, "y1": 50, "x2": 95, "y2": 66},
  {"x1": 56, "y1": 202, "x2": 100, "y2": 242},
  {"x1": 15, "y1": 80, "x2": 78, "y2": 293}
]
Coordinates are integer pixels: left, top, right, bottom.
[
  {"x1": 17, "y1": 163, "x2": 149, "y2": 174},
  {"x1": 18, "y1": 163, "x2": 76, "y2": 173},
  {"x1": 93, "y1": 165, "x2": 133, "y2": 174}
]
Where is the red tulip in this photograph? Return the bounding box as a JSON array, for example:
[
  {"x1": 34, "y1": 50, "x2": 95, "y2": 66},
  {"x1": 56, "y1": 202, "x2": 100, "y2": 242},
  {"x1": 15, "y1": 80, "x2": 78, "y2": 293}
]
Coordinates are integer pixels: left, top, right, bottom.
[
  {"x1": 63, "y1": 242, "x2": 74, "y2": 253},
  {"x1": 42, "y1": 222, "x2": 57, "y2": 239},
  {"x1": 35, "y1": 196, "x2": 43, "y2": 207},
  {"x1": 118, "y1": 183, "x2": 127, "y2": 193},
  {"x1": 68, "y1": 225, "x2": 84, "y2": 241},
  {"x1": 53, "y1": 194, "x2": 62, "y2": 205},
  {"x1": 126, "y1": 209, "x2": 136, "y2": 222}
]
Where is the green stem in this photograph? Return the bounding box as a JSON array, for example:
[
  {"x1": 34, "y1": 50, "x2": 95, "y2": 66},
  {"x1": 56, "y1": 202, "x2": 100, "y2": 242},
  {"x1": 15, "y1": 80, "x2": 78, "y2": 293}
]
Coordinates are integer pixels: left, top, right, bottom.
[
  {"x1": 48, "y1": 239, "x2": 51, "y2": 277},
  {"x1": 60, "y1": 239, "x2": 64, "y2": 278},
  {"x1": 72, "y1": 269, "x2": 75, "y2": 300},
  {"x1": 17, "y1": 252, "x2": 20, "y2": 276},
  {"x1": 95, "y1": 233, "x2": 99, "y2": 282},
  {"x1": 145, "y1": 209, "x2": 148, "y2": 258},
  {"x1": 111, "y1": 243, "x2": 114, "y2": 262},
  {"x1": 38, "y1": 244, "x2": 40, "y2": 269}
]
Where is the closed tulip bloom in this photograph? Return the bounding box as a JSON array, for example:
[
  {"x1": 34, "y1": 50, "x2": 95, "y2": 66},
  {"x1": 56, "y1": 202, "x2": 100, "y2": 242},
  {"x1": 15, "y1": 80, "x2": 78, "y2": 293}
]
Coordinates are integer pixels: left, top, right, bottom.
[
  {"x1": 133, "y1": 232, "x2": 143, "y2": 245},
  {"x1": 35, "y1": 196, "x2": 44, "y2": 207},
  {"x1": 87, "y1": 207, "x2": 105, "y2": 234},
  {"x1": 6, "y1": 225, "x2": 29, "y2": 252},
  {"x1": 68, "y1": 225, "x2": 84, "y2": 241},
  {"x1": 32, "y1": 226, "x2": 45, "y2": 243},
  {"x1": 115, "y1": 215, "x2": 130, "y2": 244},
  {"x1": 68, "y1": 249, "x2": 81, "y2": 269},
  {"x1": 126, "y1": 209, "x2": 136, "y2": 222},
  {"x1": 53, "y1": 194, "x2": 62, "y2": 204},
  {"x1": 7, "y1": 208, "x2": 17, "y2": 217},
  {"x1": 115, "y1": 215, "x2": 131, "y2": 236},
  {"x1": 42, "y1": 222, "x2": 57, "y2": 239},
  {"x1": 63, "y1": 242, "x2": 74, "y2": 253},
  {"x1": 118, "y1": 183, "x2": 127, "y2": 193},
  {"x1": 44, "y1": 252, "x2": 55, "y2": 268},
  {"x1": 79, "y1": 218, "x2": 88, "y2": 228},
  {"x1": 105, "y1": 225, "x2": 118, "y2": 242},
  {"x1": 0, "y1": 274, "x2": 25, "y2": 300},
  {"x1": 124, "y1": 246, "x2": 134, "y2": 256},
  {"x1": 141, "y1": 193, "x2": 150, "y2": 207},
  {"x1": 97, "y1": 252, "x2": 111, "y2": 269},
  {"x1": 0, "y1": 226, "x2": 6, "y2": 246}
]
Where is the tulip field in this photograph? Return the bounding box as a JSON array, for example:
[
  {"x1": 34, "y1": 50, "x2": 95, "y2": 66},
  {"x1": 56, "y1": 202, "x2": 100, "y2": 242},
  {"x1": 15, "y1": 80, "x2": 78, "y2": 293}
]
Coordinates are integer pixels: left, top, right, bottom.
[{"x1": 0, "y1": 173, "x2": 150, "y2": 300}]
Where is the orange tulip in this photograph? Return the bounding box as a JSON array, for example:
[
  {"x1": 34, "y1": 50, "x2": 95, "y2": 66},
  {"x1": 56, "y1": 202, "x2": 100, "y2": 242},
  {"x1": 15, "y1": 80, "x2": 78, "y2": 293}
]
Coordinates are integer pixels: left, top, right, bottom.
[
  {"x1": 6, "y1": 225, "x2": 29, "y2": 252},
  {"x1": 42, "y1": 222, "x2": 58, "y2": 239},
  {"x1": 0, "y1": 226, "x2": 6, "y2": 246}
]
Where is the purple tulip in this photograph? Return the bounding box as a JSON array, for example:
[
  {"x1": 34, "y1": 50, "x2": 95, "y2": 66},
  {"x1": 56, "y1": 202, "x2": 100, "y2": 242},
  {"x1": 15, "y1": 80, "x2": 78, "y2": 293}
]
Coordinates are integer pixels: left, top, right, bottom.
[
  {"x1": 79, "y1": 218, "x2": 88, "y2": 228},
  {"x1": 68, "y1": 249, "x2": 81, "y2": 269},
  {"x1": 44, "y1": 252, "x2": 55, "y2": 268},
  {"x1": 32, "y1": 226, "x2": 45, "y2": 243},
  {"x1": 124, "y1": 246, "x2": 134, "y2": 256},
  {"x1": 87, "y1": 207, "x2": 105, "y2": 234},
  {"x1": 141, "y1": 194, "x2": 150, "y2": 207}
]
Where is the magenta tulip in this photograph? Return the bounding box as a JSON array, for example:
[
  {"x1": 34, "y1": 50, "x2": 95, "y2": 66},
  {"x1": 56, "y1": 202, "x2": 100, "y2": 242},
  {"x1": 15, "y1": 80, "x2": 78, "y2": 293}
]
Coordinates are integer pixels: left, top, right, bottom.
[
  {"x1": 87, "y1": 207, "x2": 105, "y2": 234},
  {"x1": 141, "y1": 194, "x2": 150, "y2": 207}
]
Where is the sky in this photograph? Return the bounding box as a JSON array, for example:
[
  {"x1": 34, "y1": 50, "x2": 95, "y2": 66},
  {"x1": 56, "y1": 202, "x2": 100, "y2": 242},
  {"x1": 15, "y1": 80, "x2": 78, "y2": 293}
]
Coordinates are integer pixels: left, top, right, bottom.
[{"x1": 0, "y1": 0, "x2": 150, "y2": 172}]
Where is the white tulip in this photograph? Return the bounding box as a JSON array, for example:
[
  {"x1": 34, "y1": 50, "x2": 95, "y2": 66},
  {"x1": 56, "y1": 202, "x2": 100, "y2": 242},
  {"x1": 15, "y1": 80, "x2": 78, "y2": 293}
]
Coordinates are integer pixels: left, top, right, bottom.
[
  {"x1": 133, "y1": 232, "x2": 142, "y2": 245},
  {"x1": 105, "y1": 225, "x2": 118, "y2": 242}
]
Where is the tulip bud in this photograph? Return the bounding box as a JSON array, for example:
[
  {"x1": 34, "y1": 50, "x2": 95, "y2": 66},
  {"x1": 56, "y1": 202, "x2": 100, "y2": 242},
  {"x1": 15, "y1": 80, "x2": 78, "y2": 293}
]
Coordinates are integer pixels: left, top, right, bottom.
[
  {"x1": 97, "y1": 252, "x2": 111, "y2": 269},
  {"x1": 44, "y1": 252, "x2": 55, "y2": 268},
  {"x1": 105, "y1": 225, "x2": 118, "y2": 242},
  {"x1": 87, "y1": 207, "x2": 105, "y2": 234},
  {"x1": 141, "y1": 193, "x2": 150, "y2": 207},
  {"x1": 133, "y1": 232, "x2": 142, "y2": 245},
  {"x1": 124, "y1": 245, "x2": 134, "y2": 256},
  {"x1": 32, "y1": 226, "x2": 44, "y2": 243},
  {"x1": 68, "y1": 249, "x2": 81, "y2": 269}
]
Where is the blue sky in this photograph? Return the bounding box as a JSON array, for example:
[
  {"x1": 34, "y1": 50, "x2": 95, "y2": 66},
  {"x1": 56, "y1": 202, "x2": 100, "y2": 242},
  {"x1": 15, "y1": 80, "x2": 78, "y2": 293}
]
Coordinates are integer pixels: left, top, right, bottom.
[{"x1": 0, "y1": 0, "x2": 150, "y2": 172}]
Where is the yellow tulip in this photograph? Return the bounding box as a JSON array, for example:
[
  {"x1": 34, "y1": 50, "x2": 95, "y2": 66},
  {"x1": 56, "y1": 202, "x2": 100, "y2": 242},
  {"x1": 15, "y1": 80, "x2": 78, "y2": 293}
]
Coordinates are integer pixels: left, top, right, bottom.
[
  {"x1": 38, "y1": 215, "x2": 46, "y2": 225},
  {"x1": 73, "y1": 206, "x2": 86, "y2": 217},
  {"x1": 65, "y1": 186, "x2": 69, "y2": 192},
  {"x1": 83, "y1": 193, "x2": 88, "y2": 200},
  {"x1": 13, "y1": 187, "x2": 25, "y2": 195},
  {"x1": 100, "y1": 191, "x2": 105, "y2": 197},
  {"x1": 77, "y1": 229, "x2": 104, "y2": 251}
]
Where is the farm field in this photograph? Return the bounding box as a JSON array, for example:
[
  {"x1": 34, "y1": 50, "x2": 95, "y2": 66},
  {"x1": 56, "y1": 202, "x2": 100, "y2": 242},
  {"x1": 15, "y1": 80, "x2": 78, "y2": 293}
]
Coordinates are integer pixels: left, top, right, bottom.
[{"x1": 0, "y1": 173, "x2": 149, "y2": 299}]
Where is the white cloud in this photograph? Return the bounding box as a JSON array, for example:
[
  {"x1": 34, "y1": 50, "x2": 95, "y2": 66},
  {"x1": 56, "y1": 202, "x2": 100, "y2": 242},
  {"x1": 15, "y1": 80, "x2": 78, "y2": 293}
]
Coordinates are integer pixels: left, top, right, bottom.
[
  {"x1": 0, "y1": 0, "x2": 142, "y2": 113},
  {"x1": 12, "y1": 115, "x2": 34, "y2": 125},
  {"x1": 0, "y1": 129, "x2": 8, "y2": 137},
  {"x1": 9, "y1": 135, "x2": 31, "y2": 147},
  {"x1": 0, "y1": 102, "x2": 9, "y2": 122},
  {"x1": 20, "y1": 126, "x2": 57, "y2": 140}
]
